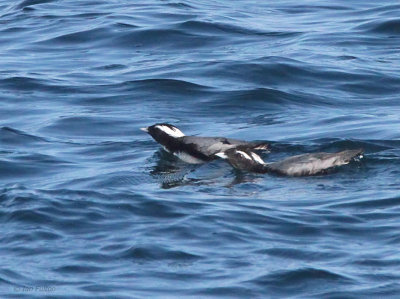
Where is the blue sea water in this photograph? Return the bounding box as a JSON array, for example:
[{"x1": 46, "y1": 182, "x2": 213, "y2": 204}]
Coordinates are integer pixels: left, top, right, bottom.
[{"x1": 1, "y1": 0, "x2": 400, "y2": 297}]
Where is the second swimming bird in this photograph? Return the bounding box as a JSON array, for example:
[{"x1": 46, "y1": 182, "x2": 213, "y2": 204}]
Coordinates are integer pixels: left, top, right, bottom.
[{"x1": 216, "y1": 147, "x2": 364, "y2": 176}]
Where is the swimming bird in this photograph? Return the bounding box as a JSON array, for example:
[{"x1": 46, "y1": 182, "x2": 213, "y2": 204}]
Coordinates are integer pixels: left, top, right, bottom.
[
  {"x1": 141, "y1": 123, "x2": 269, "y2": 164},
  {"x1": 215, "y1": 147, "x2": 364, "y2": 176}
]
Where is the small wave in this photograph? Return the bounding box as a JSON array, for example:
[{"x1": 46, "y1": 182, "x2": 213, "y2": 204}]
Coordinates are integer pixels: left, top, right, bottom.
[
  {"x1": 0, "y1": 269, "x2": 26, "y2": 281},
  {"x1": 355, "y1": 18, "x2": 400, "y2": 35},
  {"x1": 134, "y1": 199, "x2": 186, "y2": 219},
  {"x1": 0, "y1": 160, "x2": 46, "y2": 180},
  {"x1": 165, "y1": 2, "x2": 195, "y2": 9},
  {"x1": 55, "y1": 265, "x2": 106, "y2": 274},
  {"x1": 316, "y1": 139, "x2": 396, "y2": 152},
  {"x1": 118, "y1": 78, "x2": 210, "y2": 92},
  {"x1": 0, "y1": 276, "x2": 14, "y2": 286},
  {"x1": 176, "y1": 20, "x2": 301, "y2": 38},
  {"x1": 1, "y1": 126, "x2": 47, "y2": 145},
  {"x1": 247, "y1": 267, "x2": 353, "y2": 294},
  {"x1": 113, "y1": 28, "x2": 220, "y2": 49},
  {"x1": 279, "y1": 4, "x2": 351, "y2": 14},
  {"x1": 16, "y1": 0, "x2": 54, "y2": 9},
  {"x1": 38, "y1": 27, "x2": 111, "y2": 45},
  {"x1": 198, "y1": 58, "x2": 315, "y2": 86},
  {"x1": 327, "y1": 195, "x2": 400, "y2": 210},
  {"x1": 119, "y1": 245, "x2": 201, "y2": 262},
  {"x1": 259, "y1": 247, "x2": 342, "y2": 261},
  {"x1": 0, "y1": 76, "x2": 83, "y2": 94},
  {"x1": 91, "y1": 64, "x2": 127, "y2": 71},
  {"x1": 101, "y1": 78, "x2": 213, "y2": 98},
  {"x1": 208, "y1": 88, "x2": 325, "y2": 111},
  {"x1": 40, "y1": 115, "x2": 128, "y2": 137},
  {"x1": 6, "y1": 209, "x2": 53, "y2": 225},
  {"x1": 191, "y1": 286, "x2": 256, "y2": 297},
  {"x1": 359, "y1": 4, "x2": 400, "y2": 17},
  {"x1": 323, "y1": 283, "x2": 400, "y2": 298},
  {"x1": 0, "y1": 77, "x2": 47, "y2": 92}
]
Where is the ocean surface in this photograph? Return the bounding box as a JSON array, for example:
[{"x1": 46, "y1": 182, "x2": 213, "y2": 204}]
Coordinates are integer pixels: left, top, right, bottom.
[{"x1": 1, "y1": 0, "x2": 400, "y2": 297}]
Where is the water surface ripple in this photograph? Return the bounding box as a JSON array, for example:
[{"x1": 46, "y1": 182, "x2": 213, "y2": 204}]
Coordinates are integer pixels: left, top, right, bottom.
[{"x1": 1, "y1": 0, "x2": 400, "y2": 297}]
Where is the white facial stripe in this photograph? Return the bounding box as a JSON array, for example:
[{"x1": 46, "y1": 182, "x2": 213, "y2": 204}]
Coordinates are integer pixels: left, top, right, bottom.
[
  {"x1": 250, "y1": 152, "x2": 265, "y2": 164},
  {"x1": 236, "y1": 150, "x2": 252, "y2": 161},
  {"x1": 156, "y1": 125, "x2": 184, "y2": 138}
]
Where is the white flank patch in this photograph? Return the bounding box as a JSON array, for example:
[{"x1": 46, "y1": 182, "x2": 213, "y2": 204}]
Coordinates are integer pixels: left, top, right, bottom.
[
  {"x1": 250, "y1": 152, "x2": 265, "y2": 164},
  {"x1": 236, "y1": 150, "x2": 252, "y2": 161},
  {"x1": 175, "y1": 152, "x2": 204, "y2": 164},
  {"x1": 140, "y1": 127, "x2": 149, "y2": 132},
  {"x1": 215, "y1": 152, "x2": 228, "y2": 159},
  {"x1": 155, "y1": 125, "x2": 185, "y2": 138}
]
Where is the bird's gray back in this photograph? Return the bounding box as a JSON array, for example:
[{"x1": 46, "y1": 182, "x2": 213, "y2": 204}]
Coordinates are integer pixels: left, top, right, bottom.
[{"x1": 181, "y1": 136, "x2": 247, "y2": 156}]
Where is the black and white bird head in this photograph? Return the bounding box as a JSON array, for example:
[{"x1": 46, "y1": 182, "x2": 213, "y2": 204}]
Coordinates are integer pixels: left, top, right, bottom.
[
  {"x1": 141, "y1": 123, "x2": 185, "y2": 148},
  {"x1": 215, "y1": 147, "x2": 267, "y2": 173}
]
